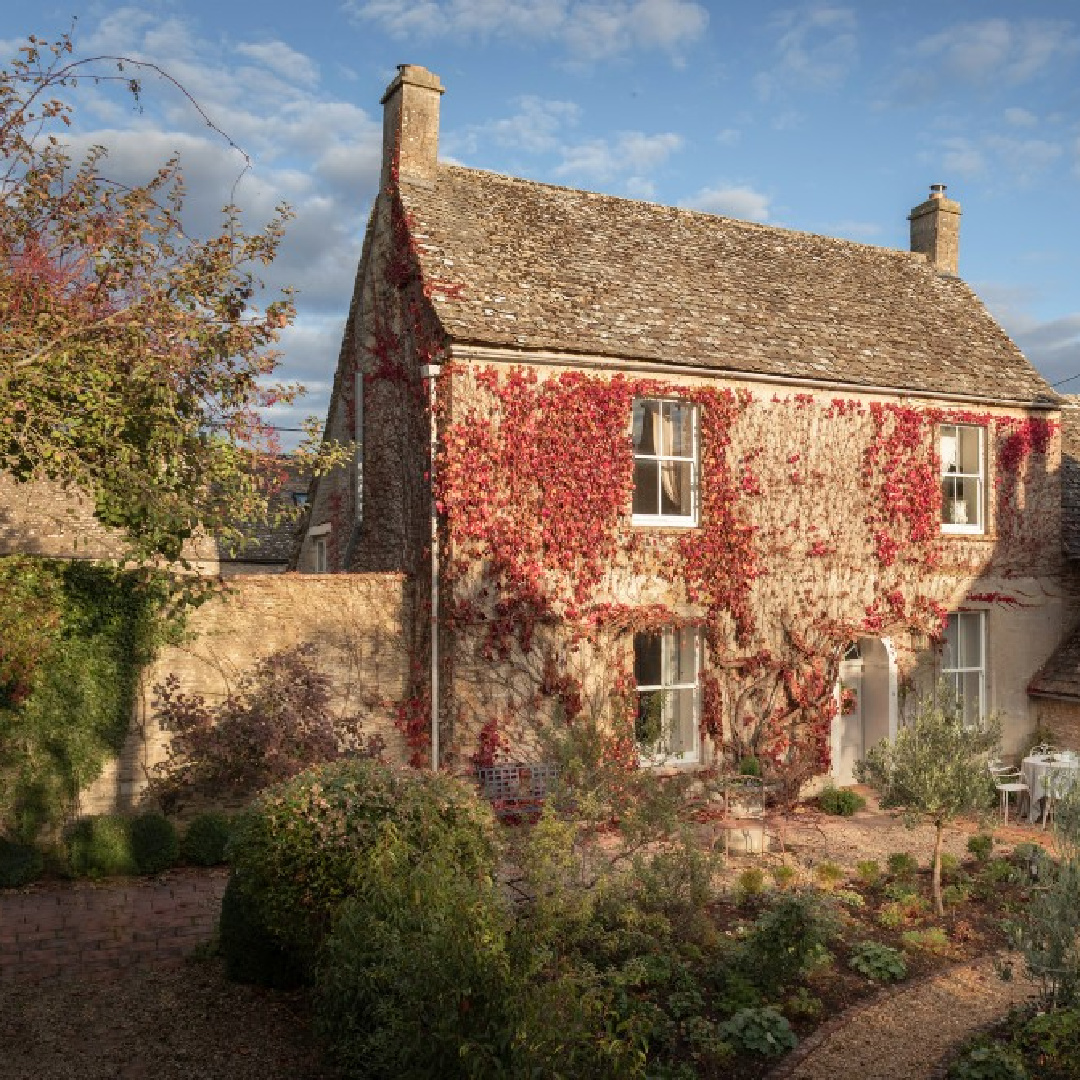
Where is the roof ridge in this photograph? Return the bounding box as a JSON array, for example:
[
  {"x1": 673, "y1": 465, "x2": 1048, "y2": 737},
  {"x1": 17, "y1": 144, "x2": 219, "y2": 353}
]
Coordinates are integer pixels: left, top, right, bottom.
[{"x1": 423, "y1": 162, "x2": 923, "y2": 263}]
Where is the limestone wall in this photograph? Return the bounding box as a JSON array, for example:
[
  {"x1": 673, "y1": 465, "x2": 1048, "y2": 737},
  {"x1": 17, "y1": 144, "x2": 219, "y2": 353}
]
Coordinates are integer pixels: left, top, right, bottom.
[{"x1": 80, "y1": 572, "x2": 411, "y2": 815}]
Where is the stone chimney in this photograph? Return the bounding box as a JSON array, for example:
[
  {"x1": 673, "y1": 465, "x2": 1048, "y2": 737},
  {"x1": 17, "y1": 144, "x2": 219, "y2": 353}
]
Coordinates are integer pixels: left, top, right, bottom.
[
  {"x1": 380, "y1": 64, "x2": 445, "y2": 189},
  {"x1": 908, "y1": 183, "x2": 961, "y2": 277}
]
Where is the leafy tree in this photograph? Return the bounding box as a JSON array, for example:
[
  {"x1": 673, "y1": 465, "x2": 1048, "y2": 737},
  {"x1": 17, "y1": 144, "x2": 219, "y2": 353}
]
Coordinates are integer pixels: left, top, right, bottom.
[
  {"x1": 0, "y1": 31, "x2": 334, "y2": 564},
  {"x1": 856, "y1": 684, "x2": 997, "y2": 915}
]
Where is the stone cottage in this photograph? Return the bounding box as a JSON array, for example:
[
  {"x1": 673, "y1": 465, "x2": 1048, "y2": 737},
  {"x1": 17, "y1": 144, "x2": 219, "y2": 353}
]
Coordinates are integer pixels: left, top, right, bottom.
[{"x1": 304, "y1": 64, "x2": 1070, "y2": 783}]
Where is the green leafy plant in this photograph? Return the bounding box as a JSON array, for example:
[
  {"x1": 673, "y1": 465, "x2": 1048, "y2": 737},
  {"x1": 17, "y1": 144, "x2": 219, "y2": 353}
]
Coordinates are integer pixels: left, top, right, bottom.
[
  {"x1": 1014, "y1": 1007, "x2": 1080, "y2": 1078},
  {"x1": 901, "y1": 926, "x2": 952, "y2": 955},
  {"x1": 719, "y1": 1007, "x2": 797, "y2": 1058},
  {"x1": 181, "y1": 812, "x2": 233, "y2": 866},
  {"x1": 738, "y1": 755, "x2": 762, "y2": 777},
  {"x1": 65, "y1": 815, "x2": 136, "y2": 878},
  {"x1": 771, "y1": 864, "x2": 797, "y2": 889},
  {"x1": 818, "y1": 785, "x2": 866, "y2": 816},
  {"x1": 887, "y1": 851, "x2": 920, "y2": 879},
  {"x1": 221, "y1": 759, "x2": 496, "y2": 983},
  {"x1": 943, "y1": 882, "x2": 973, "y2": 906},
  {"x1": 739, "y1": 891, "x2": 839, "y2": 995},
  {"x1": 856, "y1": 858, "x2": 882, "y2": 887},
  {"x1": 947, "y1": 1044, "x2": 1028, "y2": 1080},
  {"x1": 848, "y1": 940, "x2": 907, "y2": 982},
  {"x1": 967, "y1": 833, "x2": 994, "y2": 863},
  {"x1": 128, "y1": 812, "x2": 178, "y2": 874},
  {"x1": 734, "y1": 867, "x2": 766, "y2": 905},
  {"x1": 0, "y1": 836, "x2": 43, "y2": 887},
  {"x1": 814, "y1": 860, "x2": 846, "y2": 890}
]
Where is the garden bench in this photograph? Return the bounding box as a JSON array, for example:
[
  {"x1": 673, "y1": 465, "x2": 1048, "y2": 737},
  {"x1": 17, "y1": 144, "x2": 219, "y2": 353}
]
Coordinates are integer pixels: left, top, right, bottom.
[{"x1": 477, "y1": 762, "x2": 558, "y2": 822}]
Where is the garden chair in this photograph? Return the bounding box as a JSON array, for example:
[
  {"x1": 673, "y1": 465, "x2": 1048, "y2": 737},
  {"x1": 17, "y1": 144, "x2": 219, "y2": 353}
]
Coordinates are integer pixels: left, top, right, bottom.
[
  {"x1": 720, "y1": 774, "x2": 767, "y2": 856},
  {"x1": 991, "y1": 768, "x2": 1029, "y2": 826},
  {"x1": 477, "y1": 762, "x2": 558, "y2": 823},
  {"x1": 1041, "y1": 763, "x2": 1074, "y2": 830}
]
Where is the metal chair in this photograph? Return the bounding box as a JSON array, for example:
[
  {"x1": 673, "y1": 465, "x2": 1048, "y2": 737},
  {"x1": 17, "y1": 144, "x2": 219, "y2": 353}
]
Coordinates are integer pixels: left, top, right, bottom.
[
  {"x1": 721, "y1": 775, "x2": 766, "y2": 856},
  {"x1": 1042, "y1": 763, "x2": 1073, "y2": 829},
  {"x1": 992, "y1": 767, "x2": 1029, "y2": 825}
]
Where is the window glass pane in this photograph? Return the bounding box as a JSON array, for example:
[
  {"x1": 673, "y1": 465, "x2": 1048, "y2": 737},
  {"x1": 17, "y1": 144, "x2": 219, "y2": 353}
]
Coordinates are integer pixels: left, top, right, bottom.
[
  {"x1": 636, "y1": 690, "x2": 664, "y2": 749},
  {"x1": 958, "y1": 614, "x2": 982, "y2": 668},
  {"x1": 942, "y1": 476, "x2": 979, "y2": 526},
  {"x1": 634, "y1": 633, "x2": 662, "y2": 686},
  {"x1": 940, "y1": 428, "x2": 958, "y2": 473},
  {"x1": 957, "y1": 426, "x2": 981, "y2": 474},
  {"x1": 943, "y1": 615, "x2": 958, "y2": 670},
  {"x1": 633, "y1": 461, "x2": 659, "y2": 515},
  {"x1": 659, "y1": 461, "x2": 693, "y2": 517},
  {"x1": 633, "y1": 399, "x2": 659, "y2": 455},
  {"x1": 662, "y1": 402, "x2": 694, "y2": 457},
  {"x1": 665, "y1": 628, "x2": 697, "y2": 685},
  {"x1": 667, "y1": 688, "x2": 696, "y2": 755},
  {"x1": 959, "y1": 671, "x2": 982, "y2": 727}
]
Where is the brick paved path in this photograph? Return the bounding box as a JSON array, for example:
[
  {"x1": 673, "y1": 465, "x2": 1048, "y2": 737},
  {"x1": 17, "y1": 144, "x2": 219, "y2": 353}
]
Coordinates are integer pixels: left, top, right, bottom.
[{"x1": 0, "y1": 869, "x2": 228, "y2": 982}]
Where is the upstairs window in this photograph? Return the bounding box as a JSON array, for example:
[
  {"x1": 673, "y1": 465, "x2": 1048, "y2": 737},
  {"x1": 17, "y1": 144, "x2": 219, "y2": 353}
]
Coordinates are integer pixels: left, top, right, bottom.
[
  {"x1": 942, "y1": 611, "x2": 985, "y2": 727},
  {"x1": 632, "y1": 399, "x2": 698, "y2": 526},
  {"x1": 634, "y1": 627, "x2": 700, "y2": 765},
  {"x1": 940, "y1": 424, "x2": 984, "y2": 534}
]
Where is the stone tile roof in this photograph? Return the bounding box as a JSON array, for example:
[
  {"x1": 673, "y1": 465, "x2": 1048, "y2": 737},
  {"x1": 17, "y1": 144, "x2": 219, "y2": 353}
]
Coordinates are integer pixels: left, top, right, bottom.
[
  {"x1": 402, "y1": 167, "x2": 1057, "y2": 405},
  {"x1": 218, "y1": 462, "x2": 309, "y2": 566},
  {"x1": 1029, "y1": 623, "x2": 1080, "y2": 700},
  {"x1": 1061, "y1": 399, "x2": 1080, "y2": 559}
]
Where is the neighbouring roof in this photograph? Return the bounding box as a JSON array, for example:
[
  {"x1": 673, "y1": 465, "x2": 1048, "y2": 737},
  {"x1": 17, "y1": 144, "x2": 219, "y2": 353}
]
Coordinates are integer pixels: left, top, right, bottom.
[
  {"x1": 401, "y1": 167, "x2": 1057, "y2": 405},
  {"x1": 1030, "y1": 623, "x2": 1080, "y2": 701},
  {"x1": 218, "y1": 462, "x2": 310, "y2": 565},
  {"x1": 1061, "y1": 399, "x2": 1080, "y2": 559}
]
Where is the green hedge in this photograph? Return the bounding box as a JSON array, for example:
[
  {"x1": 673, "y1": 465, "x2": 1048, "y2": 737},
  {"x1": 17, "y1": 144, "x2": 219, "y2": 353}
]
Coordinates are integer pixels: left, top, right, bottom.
[{"x1": 220, "y1": 759, "x2": 497, "y2": 983}]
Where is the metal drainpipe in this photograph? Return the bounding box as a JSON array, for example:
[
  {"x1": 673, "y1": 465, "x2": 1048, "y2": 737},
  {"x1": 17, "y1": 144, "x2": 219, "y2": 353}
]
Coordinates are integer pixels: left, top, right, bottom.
[{"x1": 420, "y1": 363, "x2": 442, "y2": 770}]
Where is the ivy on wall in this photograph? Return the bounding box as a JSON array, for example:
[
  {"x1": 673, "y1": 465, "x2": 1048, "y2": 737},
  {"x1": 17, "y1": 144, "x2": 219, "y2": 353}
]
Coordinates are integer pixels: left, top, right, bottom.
[{"x1": 0, "y1": 557, "x2": 185, "y2": 840}]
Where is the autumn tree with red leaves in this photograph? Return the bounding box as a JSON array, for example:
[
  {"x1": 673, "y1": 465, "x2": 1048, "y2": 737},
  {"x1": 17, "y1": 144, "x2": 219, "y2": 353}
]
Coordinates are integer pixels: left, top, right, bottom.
[{"x1": 0, "y1": 31, "x2": 331, "y2": 563}]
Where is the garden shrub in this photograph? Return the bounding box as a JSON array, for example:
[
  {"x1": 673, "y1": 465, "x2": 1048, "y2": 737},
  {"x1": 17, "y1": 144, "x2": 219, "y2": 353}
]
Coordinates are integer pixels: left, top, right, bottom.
[
  {"x1": 813, "y1": 860, "x2": 845, "y2": 890},
  {"x1": 718, "y1": 1007, "x2": 797, "y2": 1058},
  {"x1": 738, "y1": 755, "x2": 762, "y2": 777},
  {"x1": 940, "y1": 851, "x2": 960, "y2": 878},
  {"x1": 181, "y1": 812, "x2": 233, "y2": 866},
  {"x1": 0, "y1": 836, "x2": 43, "y2": 887},
  {"x1": 887, "y1": 851, "x2": 919, "y2": 879},
  {"x1": 848, "y1": 940, "x2": 907, "y2": 982},
  {"x1": 947, "y1": 1044, "x2": 1028, "y2": 1080},
  {"x1": 149, "y1": 644, "x2": 384, "y2": 812},
  {"x1": 222, "y1": 758, "x2": 496, "y2": 982},
  {"x1": 818, "y1": 786, "x2": 866, "y2": 816},
  {"x1": 734, "y1": 866, "x2": 766, "y2": 905},
  {"x1": 967, "y1": 833, "x2": 994, "y2": 863},
  {"x1": 316, "y1": 830, "x2": 518, "y2": 1080},
  {"x1": 128, "y1": 812, "x2": 178, "y2": 874},
  {"x1": 901, "y1": 926, "x2": 952, "y2": 955},
  {"x1": 1014, "y1": 1007, "x2": 1080, "y2": 1079},
  {"x1": 856, "y1": 858, "x2": 881, "y2": 887},
  {"x1": 771, "y1": 864, "x2": 797, "y2": 889},
  {"x1": 66, "y1": 814, "x2": 136, "y2": 878},
  {"x1": 218, "y1": 873, "x2": 306, "y2": 989},
  {"x1": 943, "y1": 882, "x2": 973, "y2": 906},
  {"x1": 738, "y1": 890, "x2": 839, "y2": 995}
]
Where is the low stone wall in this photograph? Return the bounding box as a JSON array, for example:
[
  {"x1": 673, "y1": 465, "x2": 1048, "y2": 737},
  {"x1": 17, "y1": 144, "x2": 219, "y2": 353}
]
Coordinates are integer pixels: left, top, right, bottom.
[
  {"x1": 0, "y1": 870, "x2": 228, "y2": 983},
  {"x1": 81, "y1": 572, "x2": 412, "y2": 815}
]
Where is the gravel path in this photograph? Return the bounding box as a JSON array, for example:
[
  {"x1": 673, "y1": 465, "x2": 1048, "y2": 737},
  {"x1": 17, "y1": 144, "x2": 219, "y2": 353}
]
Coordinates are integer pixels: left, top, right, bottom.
[{"x1": 770, "y1": 953, "x2": 1038, "y2": 1080}]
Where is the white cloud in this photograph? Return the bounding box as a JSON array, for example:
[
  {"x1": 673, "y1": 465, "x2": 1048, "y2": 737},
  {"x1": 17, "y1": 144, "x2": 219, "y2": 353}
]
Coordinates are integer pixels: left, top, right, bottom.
[
  {"x1": 624, "y1": 176, "x2": 656, "y2": 198},
  {"x1": 345, "y1": 0, "x2": 708, "y2": 59},
  {"x1": 715, "y1": 127, "x2": 741, "y2": 146},
  {"x1": 935, "y1": 137, "x2": 988, "y2": 179},
  {"x1": 552, "y1": 130, "x2": 683, "y2": 181},
  {"x1": 756, "y1": 5, "x2": 859, "y2": 100},
  {"x1": 452, "y1": 96, "x2": 581, "y2": 156},
  {"x1": 45, "y1": 7, "x2": 386, "y2": 434},
  {"x1": 901, "y1": 18, "x2": 1080, "y2": 97},
  {"x1": 682, "y1": 184, "x2": 772, "y2": 222},
  {"x1": 1004, "y1": 106, "x2": 1038, "y2": 127}
]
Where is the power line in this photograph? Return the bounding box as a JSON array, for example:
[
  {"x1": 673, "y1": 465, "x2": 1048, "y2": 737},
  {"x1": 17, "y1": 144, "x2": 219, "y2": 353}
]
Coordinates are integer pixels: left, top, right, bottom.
[{"x1": 1051, "y1": 372, "x2": 1080, "y2": 390}]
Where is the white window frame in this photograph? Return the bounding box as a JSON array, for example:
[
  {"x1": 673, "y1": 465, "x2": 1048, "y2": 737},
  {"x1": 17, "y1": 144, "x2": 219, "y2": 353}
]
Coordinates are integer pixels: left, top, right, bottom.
[
  {"x1": 634, "y1": 627, "x2": 701, "y2": 766},
  {"x1": 307, "y1": 522, "x2": 330, "y2": 573},
  {"x1": 940, "y1": 423, "x2": 985, "y2": 535},
  {"x1": 942, "y1": 611, "x2": 986, "y2": 726},
  {"x1": 631, "y1": 398, "x2": 699, "y2": 527},
  {"x1": 314, "y1": 537, "x2": 327, "y2": 573}
]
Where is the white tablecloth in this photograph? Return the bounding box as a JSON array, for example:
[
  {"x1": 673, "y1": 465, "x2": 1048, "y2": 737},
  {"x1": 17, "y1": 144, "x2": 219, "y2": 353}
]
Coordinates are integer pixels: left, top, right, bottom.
[{"x1": 1019, "y1": 754, "x2": 1080, "y2": 822}]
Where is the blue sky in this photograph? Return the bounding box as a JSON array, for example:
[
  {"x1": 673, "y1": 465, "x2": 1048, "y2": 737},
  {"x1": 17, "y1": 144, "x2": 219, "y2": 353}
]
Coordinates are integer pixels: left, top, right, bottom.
[{"x1": 4, "y1": 1, "x2": 1080, "y2": 437}]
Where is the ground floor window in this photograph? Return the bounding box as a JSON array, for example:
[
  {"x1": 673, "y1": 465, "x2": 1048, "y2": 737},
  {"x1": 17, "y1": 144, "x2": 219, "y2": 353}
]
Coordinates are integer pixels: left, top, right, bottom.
[
  {"x1": 942, "y1": 611, "x2": 985, "y2": 726},
  {"x1": 634, "y1": 627, "x2": 700, "y2": 765}
]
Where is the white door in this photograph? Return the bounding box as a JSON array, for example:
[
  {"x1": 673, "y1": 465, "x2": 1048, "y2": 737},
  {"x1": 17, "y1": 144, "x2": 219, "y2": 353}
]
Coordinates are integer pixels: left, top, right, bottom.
[{"x1": 835, "y1": 650, "x2": 864, "y2": 786}]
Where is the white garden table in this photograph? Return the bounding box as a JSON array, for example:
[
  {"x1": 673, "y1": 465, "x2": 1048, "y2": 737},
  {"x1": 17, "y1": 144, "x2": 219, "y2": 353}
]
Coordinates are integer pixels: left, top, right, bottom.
[{"x1": 1019, "y1": 753, "x2": 1080, "y2": 824}]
